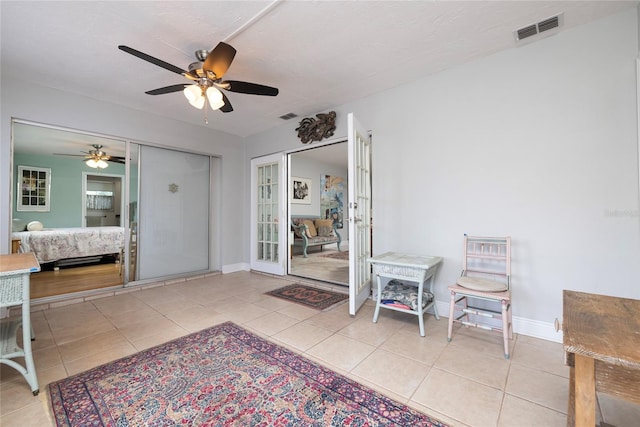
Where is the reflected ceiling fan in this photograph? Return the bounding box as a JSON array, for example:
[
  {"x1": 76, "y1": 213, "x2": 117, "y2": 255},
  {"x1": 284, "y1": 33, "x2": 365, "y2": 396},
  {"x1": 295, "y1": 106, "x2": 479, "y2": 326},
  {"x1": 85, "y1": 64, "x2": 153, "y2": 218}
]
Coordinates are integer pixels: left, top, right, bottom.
[
  {"x1": 118, "y1": 42, "x2": 278, "y2": 114},
  {"x1": 55, "y1": 144, "x2": 125, "y2": 169}
]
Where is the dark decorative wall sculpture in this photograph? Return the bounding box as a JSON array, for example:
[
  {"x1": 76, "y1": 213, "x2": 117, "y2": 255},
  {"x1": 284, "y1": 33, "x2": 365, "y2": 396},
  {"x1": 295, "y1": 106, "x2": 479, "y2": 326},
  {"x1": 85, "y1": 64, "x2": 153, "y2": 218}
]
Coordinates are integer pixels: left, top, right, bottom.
[{"x1": 295, "y1": 111, "x2": 337, "y2": 144}]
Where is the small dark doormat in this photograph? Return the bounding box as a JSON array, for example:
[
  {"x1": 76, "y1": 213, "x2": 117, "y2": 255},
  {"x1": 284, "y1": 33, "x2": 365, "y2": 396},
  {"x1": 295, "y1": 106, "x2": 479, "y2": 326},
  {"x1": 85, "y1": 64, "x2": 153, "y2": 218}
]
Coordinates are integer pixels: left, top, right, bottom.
[
  {"x1": 319, "y1": 250, "x2": 349, "y2": 261},
  {"x1": 266, "y1": 284, "x2": 348, "y2": 310}
]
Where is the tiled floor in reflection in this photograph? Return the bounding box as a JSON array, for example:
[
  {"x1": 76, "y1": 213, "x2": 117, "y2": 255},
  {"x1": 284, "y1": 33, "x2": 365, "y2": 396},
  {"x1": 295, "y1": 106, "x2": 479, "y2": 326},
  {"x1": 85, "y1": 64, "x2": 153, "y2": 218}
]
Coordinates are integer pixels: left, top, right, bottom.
[
  {"x1": 1, "y1": 271, "x2": 639, "y2": 426},
  {"x1": 290, "y1": 248, "x2": 349, "y2": 285}
]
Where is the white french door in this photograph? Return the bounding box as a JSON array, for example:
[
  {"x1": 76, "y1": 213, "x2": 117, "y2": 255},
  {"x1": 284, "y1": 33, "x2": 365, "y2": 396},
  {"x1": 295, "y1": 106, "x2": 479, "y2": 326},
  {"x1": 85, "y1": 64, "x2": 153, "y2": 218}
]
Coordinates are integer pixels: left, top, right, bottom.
[
  {"x1": 250, "y1": 153, "x2": 286, "y2": 275},
  {"x1": 348, "y1": 113, "x2": 372, "y2": 315}
]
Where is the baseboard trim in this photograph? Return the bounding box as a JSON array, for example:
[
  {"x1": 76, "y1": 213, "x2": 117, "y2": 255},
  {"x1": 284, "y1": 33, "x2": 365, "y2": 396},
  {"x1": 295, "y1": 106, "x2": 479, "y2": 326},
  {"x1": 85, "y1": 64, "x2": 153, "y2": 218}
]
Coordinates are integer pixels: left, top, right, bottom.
[
  {"x1": 513, "y1": 316, "x2": 562, "y2": 343},
  {"x1": 213, "y1": 274, "x2": 564, "y2": 343},
  {"x1": 433, "y1": 300, "x2": 562, "y2": 343},
  {"x1": 221, "y1": 262, "x2": 250, "y2": 274}
]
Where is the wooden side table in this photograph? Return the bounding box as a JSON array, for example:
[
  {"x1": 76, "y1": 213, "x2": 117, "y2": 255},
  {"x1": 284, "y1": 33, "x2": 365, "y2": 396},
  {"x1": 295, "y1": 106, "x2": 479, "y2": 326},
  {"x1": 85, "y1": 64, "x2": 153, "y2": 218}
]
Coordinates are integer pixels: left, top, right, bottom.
[
  {"x1": 11, "y1": 238, "x2": 21, "y2": 254},
  {"x1": 562, "y1": 290, "x2": 640, "y2": 426}
]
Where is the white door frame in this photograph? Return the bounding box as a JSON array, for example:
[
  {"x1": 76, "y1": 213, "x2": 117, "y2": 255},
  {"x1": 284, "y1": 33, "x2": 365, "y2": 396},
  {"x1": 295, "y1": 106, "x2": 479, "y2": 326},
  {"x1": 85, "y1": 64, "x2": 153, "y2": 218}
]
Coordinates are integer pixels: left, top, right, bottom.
[{"x1": 281, "y1": 114, "x2": 373, "y2": 314}]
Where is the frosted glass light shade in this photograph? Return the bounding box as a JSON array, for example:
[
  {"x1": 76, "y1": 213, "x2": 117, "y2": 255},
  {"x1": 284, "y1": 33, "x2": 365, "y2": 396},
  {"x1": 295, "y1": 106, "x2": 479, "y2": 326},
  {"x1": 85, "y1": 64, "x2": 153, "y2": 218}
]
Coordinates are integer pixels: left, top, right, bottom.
[
  {"x1": 86, "y1": 158, "x2": 109, "y2": 169},
  {"x1": 206, "y1": 87, "x2": 225, "y2": 110},
  {"x1": 183, "y1": 85, "x2": 205, "y2": 109}
]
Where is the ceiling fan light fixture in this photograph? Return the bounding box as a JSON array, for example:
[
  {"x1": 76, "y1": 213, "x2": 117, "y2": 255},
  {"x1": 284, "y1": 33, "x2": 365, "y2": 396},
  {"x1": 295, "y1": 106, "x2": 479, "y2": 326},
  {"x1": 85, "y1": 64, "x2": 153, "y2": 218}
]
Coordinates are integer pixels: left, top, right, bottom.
[
  {"x1": 183, "y1": 85, "x2": 205, "y2": 109},
  {"x1": 120, "y1": 41, "x2": 279, "y2": 116},
  {"x1": 206, "y1": 87, "x2": 224, "y2": 110},
  {"x1": 85, "y1": 158, "x2": 109, "y2": 169}
]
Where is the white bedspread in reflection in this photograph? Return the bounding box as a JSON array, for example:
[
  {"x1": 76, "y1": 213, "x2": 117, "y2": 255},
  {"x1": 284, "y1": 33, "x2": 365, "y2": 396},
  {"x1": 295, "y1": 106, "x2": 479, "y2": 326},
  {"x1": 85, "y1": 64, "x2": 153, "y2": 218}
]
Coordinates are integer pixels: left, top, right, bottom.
[{"x1": 12, "y1": 227, "x2": 124, "y2": 263}]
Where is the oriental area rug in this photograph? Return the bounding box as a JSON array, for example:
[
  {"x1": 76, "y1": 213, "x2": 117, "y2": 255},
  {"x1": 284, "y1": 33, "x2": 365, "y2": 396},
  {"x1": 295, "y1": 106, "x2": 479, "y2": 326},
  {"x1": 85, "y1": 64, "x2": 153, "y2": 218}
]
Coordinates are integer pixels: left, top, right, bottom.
[
  {"x1": 48, "y1": 322, "x2": 448, "y2": 427},
  {"x1": 265, "y1": 283, "x2": 348, "y2": 310}
]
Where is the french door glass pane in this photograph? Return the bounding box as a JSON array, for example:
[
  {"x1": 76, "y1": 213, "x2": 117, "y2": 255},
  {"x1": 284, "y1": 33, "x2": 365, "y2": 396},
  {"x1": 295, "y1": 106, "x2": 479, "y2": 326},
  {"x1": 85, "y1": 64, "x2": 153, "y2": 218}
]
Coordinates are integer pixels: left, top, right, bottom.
[{"x1": 257, "y1": 163, "x2": 279, "y2": 263}]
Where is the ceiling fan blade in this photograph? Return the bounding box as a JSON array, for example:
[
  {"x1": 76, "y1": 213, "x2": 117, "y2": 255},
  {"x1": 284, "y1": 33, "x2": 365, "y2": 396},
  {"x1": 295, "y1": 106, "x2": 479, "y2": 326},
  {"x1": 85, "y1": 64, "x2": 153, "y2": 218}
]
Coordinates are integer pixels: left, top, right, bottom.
[
  {"x1": 220, "y1": 92, "x2": 233, "y2": 113},
  {"x1": 53, "y1": 153, "x2": 85, "y2": 158},
  {"x1": 203, "y1": 42, "x2": 236, "y2": 79},
  {"x1": 223, "y1": 80, "x2": 279, "y2": 96},
  {"x1": 55, "y1": 152, "x2": 126, "y2": 163},
  {"x1": 145, "y1": 84, "x2": 189, "y2": 95},
  {"x1": 105, "y1": 155, "x2": 126, "y2": 161},
  {"x1": 118, "y1": 45, "x2": 186, "y2": 75}
]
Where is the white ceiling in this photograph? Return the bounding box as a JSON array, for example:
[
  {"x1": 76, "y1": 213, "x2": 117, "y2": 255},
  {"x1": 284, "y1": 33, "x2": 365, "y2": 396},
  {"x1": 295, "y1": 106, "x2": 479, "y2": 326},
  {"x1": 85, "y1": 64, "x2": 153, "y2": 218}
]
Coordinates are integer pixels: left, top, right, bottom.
[
  {"x1": 12, "y1": 121, "x2": 127, "y2": 157},
  {"x1": 2, "y1": 1, "x2": 637, "y2": 140}
]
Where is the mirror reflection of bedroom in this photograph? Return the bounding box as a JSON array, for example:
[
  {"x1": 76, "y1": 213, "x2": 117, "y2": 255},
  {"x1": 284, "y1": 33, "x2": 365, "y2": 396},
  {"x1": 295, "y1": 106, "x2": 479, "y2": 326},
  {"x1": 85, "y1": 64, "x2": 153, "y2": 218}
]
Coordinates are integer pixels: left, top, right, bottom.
[
  {"x1": 288, "y1": 143, "x2": 349, "y2": 286},
  {"x1": 11, "y1": 122, "x2": 130, "y2": 299}
]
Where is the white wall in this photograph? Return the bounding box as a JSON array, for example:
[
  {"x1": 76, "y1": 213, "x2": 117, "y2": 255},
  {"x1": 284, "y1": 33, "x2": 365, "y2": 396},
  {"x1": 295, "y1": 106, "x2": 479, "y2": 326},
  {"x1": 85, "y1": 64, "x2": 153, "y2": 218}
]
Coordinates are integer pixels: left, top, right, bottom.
[
  {"x1": 246, "y1": 9, "x2": 640, "y2": 340},
  {"x1": 0, "y1": 80, "x2": 246, "y2": 269}
]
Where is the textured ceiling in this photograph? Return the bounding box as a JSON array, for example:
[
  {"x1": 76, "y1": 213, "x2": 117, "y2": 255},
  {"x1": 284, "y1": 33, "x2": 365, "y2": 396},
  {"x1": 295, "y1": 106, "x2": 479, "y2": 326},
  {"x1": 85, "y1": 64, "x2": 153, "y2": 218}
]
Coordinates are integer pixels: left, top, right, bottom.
[{"x1": 2, "y1": 1, "x2": 637, "y2": 139}]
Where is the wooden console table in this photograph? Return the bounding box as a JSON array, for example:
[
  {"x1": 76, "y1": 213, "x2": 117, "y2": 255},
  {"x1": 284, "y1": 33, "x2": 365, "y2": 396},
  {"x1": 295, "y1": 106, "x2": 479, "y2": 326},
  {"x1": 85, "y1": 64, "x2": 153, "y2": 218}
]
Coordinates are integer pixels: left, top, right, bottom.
[{"x1": 562, "y1": 290, "x2": 640, "y2": 427}]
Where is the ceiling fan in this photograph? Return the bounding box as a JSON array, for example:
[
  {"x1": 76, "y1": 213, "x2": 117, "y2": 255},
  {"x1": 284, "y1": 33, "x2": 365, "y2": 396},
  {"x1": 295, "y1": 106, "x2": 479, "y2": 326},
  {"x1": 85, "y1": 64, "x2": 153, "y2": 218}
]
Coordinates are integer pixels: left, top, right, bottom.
[
  {"x1": 118, "y1": 42, "x2": 279, "y2": 113},
  {"x1": 55, "y1": 144, "x2": 125, "y2": 169}
]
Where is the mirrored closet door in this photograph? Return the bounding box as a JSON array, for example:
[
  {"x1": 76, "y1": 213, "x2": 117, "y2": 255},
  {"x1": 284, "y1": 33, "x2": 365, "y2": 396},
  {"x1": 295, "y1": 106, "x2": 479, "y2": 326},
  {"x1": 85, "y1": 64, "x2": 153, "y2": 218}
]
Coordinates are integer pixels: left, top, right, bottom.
[
  {"x1": 136, "y1": 145, "x2": 210, "y2": 280},
  {"x1": 10, "y1": 120, "x2": 215, "y2": 299}
]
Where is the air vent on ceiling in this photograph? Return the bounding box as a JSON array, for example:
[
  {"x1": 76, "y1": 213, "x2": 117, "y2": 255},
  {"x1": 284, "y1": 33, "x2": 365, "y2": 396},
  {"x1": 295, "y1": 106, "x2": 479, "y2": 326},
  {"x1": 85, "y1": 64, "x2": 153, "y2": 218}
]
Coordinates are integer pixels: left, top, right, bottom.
[
  {"x1": 280, "y1": 112, "x2": 298, "y2": 120},
  {"x1": 514, "y1": 13, "x2": 563, "y2": 42},
  {"x1": 516, "y1": 24, "x2": 538, "y2": 41},
  {"x1": 537, "y1": 16, "x2": 560, "y2": 33}
]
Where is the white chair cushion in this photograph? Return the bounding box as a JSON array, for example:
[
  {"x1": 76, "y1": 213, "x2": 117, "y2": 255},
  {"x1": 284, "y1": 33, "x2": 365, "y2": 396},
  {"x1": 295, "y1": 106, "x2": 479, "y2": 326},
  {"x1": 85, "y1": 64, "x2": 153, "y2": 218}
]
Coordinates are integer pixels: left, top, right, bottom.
[{"x1": 456, "y1": 276, "x2": 507, "y2": 292}]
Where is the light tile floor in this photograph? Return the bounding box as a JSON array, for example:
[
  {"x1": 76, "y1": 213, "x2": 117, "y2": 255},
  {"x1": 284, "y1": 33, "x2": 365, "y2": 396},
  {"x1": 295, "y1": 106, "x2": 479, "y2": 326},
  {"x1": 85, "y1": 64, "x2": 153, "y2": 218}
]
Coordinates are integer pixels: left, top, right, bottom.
[{"x1": 1, "y1": 271, "x2": 639, "y2": 426}]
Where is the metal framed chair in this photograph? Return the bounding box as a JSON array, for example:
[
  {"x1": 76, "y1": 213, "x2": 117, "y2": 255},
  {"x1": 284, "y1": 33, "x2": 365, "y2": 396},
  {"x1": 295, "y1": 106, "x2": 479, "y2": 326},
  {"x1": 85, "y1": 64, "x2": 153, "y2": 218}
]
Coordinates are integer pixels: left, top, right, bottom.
[
  {"x1": 0, "y1": 253, "x2": 41, "y2": 395},
  {"x1": 447, "y1": 235, "x2": 512, "y2": 359}
]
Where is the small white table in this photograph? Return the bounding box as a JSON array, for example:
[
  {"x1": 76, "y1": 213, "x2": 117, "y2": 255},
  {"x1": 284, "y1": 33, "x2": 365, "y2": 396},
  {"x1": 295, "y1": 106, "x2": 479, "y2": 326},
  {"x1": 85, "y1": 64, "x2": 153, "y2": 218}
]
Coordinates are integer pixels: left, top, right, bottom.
[
  {"x1": 0, "y1": 253, "x2": 41, "y2": 395},
  {"x1": 368, "y1": 252, "x2": 442, "y2": 337}
]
